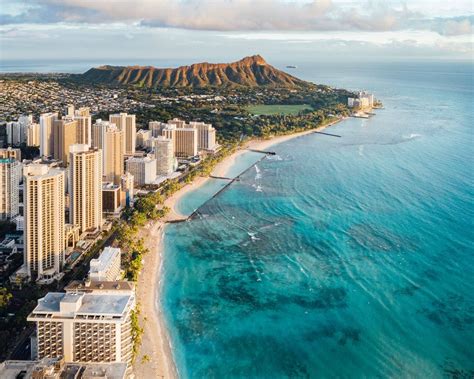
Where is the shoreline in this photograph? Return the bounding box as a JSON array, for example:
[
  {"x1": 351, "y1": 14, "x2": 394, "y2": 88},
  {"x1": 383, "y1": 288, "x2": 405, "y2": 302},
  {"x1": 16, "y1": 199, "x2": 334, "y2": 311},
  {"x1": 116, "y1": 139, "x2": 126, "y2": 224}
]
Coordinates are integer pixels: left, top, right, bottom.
[{"x1": 134, "y1": 117, "x2": 346, "y2": 378}]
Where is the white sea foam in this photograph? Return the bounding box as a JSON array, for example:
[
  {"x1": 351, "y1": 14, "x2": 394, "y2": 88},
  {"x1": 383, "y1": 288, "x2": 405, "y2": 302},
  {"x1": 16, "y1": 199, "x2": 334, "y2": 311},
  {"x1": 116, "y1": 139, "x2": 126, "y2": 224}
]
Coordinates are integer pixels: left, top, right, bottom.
[{"x1": 403, "y1": 133, "x2": 422, "y2": 140}]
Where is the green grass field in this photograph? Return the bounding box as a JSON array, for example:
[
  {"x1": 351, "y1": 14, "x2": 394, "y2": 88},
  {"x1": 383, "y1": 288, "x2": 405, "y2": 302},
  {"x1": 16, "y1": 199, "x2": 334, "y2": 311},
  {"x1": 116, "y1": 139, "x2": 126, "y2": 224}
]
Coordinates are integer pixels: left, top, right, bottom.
[{"x1": 245, "y1": 104, "x2": 313, "y2": 116}]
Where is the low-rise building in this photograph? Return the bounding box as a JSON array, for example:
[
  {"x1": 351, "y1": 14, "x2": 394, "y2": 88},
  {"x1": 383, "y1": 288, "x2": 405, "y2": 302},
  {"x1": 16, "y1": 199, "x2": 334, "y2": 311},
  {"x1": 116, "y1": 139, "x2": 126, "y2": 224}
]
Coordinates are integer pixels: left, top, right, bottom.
[{"x1": 89, "y1": 246, "x2": 121, "y2": 281}]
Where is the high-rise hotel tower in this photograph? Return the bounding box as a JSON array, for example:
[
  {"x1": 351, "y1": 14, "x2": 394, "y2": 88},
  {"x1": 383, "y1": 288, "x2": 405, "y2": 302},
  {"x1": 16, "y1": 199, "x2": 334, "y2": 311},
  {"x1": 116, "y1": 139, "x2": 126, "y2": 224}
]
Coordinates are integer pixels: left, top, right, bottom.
[
  {"x1": 0, "y1": 158, "x2": 21, "y2": 220},
  {"x1": 39, "y1": 112, "x2": 58, "y2": 157},
  {"x1": 69, "y1": 145, "x2": 103, "y2": 234},
  {"x1": 53, "y1": 118, "x2": 79, "y2": 166},
  {"x1": 24, "y1": 164, "x2": 65, "y2": 281},
  {"x1": 92, "y1": 120, "x2": 124, "y2": 184},
  {"x1": 109, "y1": 113, "x2": 136, "y2": 156},
  {"x1": 28, "y1": 283, "x2": 135, "y2": 367}
]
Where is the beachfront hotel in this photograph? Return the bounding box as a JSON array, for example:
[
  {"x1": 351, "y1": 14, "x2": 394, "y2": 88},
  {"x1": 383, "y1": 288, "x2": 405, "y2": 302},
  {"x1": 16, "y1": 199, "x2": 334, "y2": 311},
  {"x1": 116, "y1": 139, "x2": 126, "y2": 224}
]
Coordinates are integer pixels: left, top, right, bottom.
[
  {"x1": 109, "y1": 113, "x2": 136, "y2": 156},
  {"x1": 0, "y1": 158, "x2": 21, "y2": 220},
  {"x1": 27, "y1": 285, "x2": 135, "y2": 367},
  {"x1": 39, "y1": 112, "x2": 59, "y2": 157},
  {"x1": 168, "y1": 118, "x2": 217, "y2": 152},
  {"x1": 89, "y1": 246, "x2": 121, "y2": 281},
  {"x1": 147, "y1": 136, "x2": 176, "y2": 176},
  {"x1": 348, "y1": 91, "x2": 375, "y2": 110},
  {"x1": 125, "y1": 156, "x2": 156, "y2": 186},
  {"x1": 162, "y1": 124, "x2": 198, "y2": 157},
  {"x1": 23, "y1": 164, "x2": 66, "y2": 282},
  {"x1": 69, "y1": 145, "x2": 103, "y2": 235}
]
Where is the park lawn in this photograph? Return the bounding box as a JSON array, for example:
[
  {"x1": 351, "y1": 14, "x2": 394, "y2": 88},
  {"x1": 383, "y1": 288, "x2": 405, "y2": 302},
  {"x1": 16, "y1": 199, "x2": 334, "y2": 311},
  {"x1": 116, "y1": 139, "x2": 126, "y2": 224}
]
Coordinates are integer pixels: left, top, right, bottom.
[{"x1": 245, "y1": 104, "x2": 313, "y2": 116}]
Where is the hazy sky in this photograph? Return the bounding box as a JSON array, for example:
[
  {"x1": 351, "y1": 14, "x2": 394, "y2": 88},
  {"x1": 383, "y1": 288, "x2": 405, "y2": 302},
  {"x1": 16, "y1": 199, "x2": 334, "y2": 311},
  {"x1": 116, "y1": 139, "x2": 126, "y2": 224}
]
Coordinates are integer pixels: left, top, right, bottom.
[{"x1": 0, "y1": 0, "x2": 472, "y2": 64}]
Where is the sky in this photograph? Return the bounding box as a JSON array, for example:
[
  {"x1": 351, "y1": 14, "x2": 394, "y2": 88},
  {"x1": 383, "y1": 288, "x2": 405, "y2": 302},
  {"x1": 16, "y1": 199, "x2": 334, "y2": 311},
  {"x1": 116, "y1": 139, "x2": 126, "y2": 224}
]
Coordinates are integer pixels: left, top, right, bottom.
[{"x1": 0, "y1": 0, "x2": 473, "y2": 65}]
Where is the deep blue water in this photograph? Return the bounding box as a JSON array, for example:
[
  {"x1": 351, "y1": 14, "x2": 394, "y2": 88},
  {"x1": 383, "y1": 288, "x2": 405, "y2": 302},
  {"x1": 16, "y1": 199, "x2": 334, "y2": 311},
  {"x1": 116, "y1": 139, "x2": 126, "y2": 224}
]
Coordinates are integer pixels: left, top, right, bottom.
[{"x1": 162, "y1": 61, "x2": 474, "y2": 378}]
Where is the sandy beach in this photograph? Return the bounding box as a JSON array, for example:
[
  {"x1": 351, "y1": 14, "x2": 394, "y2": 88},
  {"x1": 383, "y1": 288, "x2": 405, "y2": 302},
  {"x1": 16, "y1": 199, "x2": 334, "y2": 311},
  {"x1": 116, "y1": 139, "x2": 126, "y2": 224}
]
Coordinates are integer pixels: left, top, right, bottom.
[
  {"x1": 134, "y1": 221, "x2": 177, "y2": 379},
  {"x1": 134, "y1": 118, "x2": 344, "y2": 378}
]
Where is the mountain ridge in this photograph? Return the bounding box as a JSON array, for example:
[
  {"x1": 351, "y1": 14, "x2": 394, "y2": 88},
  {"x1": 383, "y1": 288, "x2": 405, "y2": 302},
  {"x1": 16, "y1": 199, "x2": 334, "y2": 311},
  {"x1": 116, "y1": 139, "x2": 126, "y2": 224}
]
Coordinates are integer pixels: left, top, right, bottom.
[{"x1": 79, "y1": 55, "x2": 309, "y2": 88}]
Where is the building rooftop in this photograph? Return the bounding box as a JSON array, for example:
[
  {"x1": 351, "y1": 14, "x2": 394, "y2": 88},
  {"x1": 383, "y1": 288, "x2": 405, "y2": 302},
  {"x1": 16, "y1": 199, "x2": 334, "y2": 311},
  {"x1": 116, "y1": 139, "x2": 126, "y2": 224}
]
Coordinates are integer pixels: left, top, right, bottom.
[
  {"x1": 65, "y1": 279, "x2": 134, "y2": 293},
  {"x1": 90, "y1": 246, "x2": 121, "y2": 274},
  {"x1": 31, "y1": 291, "x2": 132, "y2": 317},
  {"x1": 0, "y1": 359, "x2": 127, "y2": 379}
]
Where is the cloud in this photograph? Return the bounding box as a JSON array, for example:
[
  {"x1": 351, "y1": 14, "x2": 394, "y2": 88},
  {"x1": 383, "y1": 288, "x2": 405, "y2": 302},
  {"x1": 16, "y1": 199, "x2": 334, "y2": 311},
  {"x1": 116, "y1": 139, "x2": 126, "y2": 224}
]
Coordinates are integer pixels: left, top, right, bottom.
[
  {"x1": 437, "y1": 18, "x2": 473, "y2": 36},
  {"x1": 0, "y1": 0, "x2": 432, "y2": 33}
]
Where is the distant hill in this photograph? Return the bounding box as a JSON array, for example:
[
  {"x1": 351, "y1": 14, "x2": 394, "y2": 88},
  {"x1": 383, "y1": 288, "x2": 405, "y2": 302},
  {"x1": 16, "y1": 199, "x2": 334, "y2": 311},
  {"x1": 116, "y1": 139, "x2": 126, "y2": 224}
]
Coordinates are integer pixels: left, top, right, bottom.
[{"x1": 78, "y1": 55, "x2": 309, "y2": 88}]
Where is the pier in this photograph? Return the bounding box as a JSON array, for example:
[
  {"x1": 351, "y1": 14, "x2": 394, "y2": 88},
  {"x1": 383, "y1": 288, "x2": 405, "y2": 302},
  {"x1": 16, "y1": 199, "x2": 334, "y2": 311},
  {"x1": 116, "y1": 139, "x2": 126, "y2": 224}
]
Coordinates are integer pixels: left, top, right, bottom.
[
  {"x1": 187, "y1": 154, "x2": 267, "y2": 220},
  {"x1": 247, "y1": 149, "x2": 276, "y2": 155},
  {"x1": 166, "y1": 218, "x2": 188, "y2": 223},
  {"x1": 209, "y1": 175, "x2": 236, "y2": 181},
  {"x1": 313, "y1": 131, "x2": 341, "y2": 138}
]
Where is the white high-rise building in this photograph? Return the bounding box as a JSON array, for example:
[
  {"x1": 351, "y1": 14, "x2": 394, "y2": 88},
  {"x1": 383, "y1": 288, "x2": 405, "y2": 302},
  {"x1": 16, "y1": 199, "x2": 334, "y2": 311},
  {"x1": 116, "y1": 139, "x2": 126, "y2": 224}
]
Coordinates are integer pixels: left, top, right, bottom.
[
  {"x1": 89, "y1": 247, "x2": 121, "y2": 281},
  {"x1": 0, "y1": 158, "x2": 21, "y2": 220},
  {"x1": 18, "y1": 115, "x2": 33, "y2": 144},
  {"x1": 23, "y1": 164, "x2": 65, "y2": 282},
  {"x1": 189, "y1": 121, "x2": 217, "y2": 151},
  {"x1": 69, "y1": 145, "x2": 103, "y2": 235},
  {"x1": 109, "y1": 113, "x2": 136, "y2": 156},
  {"x1": 39, "y1": 112, "x2": 58, "y2": 157},
  {"x1": 147, "y1": 136, "x2": 176, "y2": 176},
  {"x1": 91, "y1": 119, "x2": 110, "y2": 150},
  {"x1": 125, "y1": 156, "x2": 156, "y2": 186},
  {"x1": 27, "y1": 285, "x2": 135, "y2": 366}
]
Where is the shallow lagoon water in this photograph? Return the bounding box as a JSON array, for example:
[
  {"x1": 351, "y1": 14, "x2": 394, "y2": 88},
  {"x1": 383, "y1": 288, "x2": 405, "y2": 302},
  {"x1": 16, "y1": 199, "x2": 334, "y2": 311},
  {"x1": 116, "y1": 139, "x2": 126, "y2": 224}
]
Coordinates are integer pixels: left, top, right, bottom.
[{"x1": 162, "y1": 61, "x2": 474, "y2": 378}]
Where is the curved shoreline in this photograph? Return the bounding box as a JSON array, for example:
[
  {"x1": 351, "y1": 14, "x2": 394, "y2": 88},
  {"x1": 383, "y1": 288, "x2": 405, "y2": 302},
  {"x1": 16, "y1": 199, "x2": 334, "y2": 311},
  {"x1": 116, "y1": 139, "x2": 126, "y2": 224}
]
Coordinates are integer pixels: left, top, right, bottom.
[{"x1": 134, "y1": 118, "x2": 345, "y2": 378}]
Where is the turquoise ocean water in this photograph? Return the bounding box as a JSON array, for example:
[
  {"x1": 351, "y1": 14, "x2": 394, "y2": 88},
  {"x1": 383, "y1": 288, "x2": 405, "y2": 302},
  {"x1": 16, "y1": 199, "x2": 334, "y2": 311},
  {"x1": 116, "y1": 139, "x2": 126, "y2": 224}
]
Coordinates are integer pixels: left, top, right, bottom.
[{"x1": 162, "y1": 61, "x2": 474, "y2": 378}]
